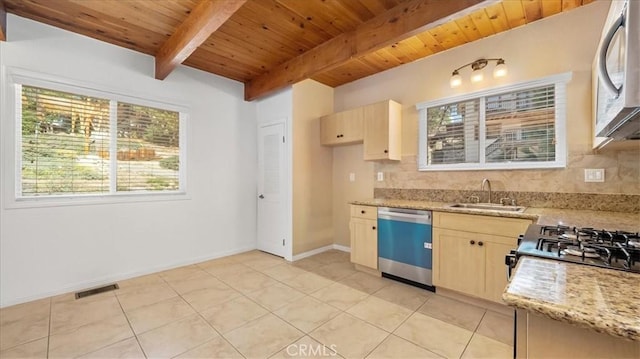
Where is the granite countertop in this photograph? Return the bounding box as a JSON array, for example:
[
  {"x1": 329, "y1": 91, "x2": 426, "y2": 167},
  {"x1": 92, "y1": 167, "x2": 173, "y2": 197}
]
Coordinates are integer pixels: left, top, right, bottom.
[
  {"x1": 503, "y1": 256, "x2": 640, "y2": 341},
  {"x1": 351, "y1": 198, "x2": 640, "y2": 231}
]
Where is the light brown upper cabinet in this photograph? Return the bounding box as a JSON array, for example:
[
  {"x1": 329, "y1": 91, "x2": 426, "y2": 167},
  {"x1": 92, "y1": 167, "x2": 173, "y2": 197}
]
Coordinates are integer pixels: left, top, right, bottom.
[
  {"x1": 320, "y1": 100, "x2": 402, "y2": 161},
  {"x1": 363, "y1": 100, "x2": 401, "y2": 161},
  {"x1": 320, "y1": 107, "x2": 364, "y2": 146}
]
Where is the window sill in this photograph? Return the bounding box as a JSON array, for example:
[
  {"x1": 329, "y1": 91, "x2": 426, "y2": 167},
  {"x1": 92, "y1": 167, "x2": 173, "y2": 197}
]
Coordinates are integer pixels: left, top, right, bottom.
[
  {"x1": 418, "y1": 161, "x2": 566, "y2": 171},
  {"x1": 5, "y1": 191, "x2": 190, "y2": 210}
]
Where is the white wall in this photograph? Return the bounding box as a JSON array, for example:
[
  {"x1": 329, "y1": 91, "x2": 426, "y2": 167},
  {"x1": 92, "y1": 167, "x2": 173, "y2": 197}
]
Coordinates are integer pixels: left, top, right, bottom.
[{"x1": 0, "y1": 15, "x2": 257, "y2": 306}]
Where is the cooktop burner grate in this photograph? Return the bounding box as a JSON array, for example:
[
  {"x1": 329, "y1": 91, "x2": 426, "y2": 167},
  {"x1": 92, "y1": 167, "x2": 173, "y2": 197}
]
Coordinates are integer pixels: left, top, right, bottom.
[{"x1": 518, "y1": 224, "x2": 640, "y2": 273}]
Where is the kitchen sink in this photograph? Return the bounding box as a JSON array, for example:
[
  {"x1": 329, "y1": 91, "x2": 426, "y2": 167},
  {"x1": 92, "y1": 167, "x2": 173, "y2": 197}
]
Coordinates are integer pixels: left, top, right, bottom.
[{"x1": 447, "y1": 203, "x2": 526, "y2": 213}]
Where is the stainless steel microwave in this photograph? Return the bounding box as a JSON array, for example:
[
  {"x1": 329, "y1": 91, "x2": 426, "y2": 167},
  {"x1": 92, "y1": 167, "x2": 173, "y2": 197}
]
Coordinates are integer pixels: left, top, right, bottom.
[{"x1": 593, "y1": 0, "x2": 640, "y2": 143}]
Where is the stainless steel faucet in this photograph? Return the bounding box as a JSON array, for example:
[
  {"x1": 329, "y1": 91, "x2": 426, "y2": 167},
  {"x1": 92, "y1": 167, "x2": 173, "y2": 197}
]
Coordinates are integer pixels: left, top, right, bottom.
[{"x1": 481, "y1": 178, "x2": 492, "y2": 204}]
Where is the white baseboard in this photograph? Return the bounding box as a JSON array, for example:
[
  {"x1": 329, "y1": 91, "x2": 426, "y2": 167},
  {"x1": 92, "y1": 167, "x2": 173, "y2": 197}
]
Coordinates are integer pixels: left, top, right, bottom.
[
  {"x1": 332, "y1": 244, "x2": 351, "y2": 253},
  {"x1": 291, "y1": 245, "x2": 333, "y2": 261},
  {"x1": 291, "y1": 243, "x2": 352, "y2": 261},
  {"x1": 0, "y1": 245, "x2": 255, "y2": 308}
]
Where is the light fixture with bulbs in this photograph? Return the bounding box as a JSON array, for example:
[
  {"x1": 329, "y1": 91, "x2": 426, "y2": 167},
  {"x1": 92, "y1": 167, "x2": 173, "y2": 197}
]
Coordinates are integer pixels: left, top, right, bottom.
[{"x1": 450, "y1": 58, "x2": 508, "y2": 88}]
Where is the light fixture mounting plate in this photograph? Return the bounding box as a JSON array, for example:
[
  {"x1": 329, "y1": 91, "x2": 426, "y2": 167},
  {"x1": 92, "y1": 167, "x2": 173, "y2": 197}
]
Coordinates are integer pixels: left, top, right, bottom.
[{"x1": 471, "y1": 59, "x2": 488, "y2": 71}]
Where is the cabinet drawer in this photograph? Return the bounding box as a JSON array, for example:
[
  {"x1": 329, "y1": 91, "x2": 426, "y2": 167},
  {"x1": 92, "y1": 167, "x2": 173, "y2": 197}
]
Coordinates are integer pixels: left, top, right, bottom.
[
  {"x1": 433, "y1": 211, "x2": 531, "y2": 238},
  {"x1": 351, "y1": 205, "x2": 377, "y2": 220},
  {"x1": 434, "y1": 227, "x2": 517, "y2": 247}
]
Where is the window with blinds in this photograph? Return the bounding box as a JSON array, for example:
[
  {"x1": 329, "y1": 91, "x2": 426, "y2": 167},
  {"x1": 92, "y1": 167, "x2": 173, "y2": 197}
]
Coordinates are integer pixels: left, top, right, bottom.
[
  {"x1": 18, "y1": 84, "x2": 183, "y2": 198},
  {"x1": 418, "y1": 73, "x2": 568, "y2": 170},
  {"x1": 426, "y1": 99, "x2": 480, "y2": 165},
  {"x1": 485, "y1": 85, "x2": 556, "y2": 163}
]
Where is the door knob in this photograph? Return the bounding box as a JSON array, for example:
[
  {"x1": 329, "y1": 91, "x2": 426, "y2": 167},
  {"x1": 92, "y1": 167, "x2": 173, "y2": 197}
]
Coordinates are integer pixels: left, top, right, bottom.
[{"x1": 258, "y1": 194, "x2": 264, "y2": 199}]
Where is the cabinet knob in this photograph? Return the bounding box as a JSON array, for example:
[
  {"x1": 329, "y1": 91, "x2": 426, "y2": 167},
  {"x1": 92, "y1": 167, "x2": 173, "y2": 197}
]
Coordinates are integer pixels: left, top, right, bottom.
[
  {"x1": 478, "y1": 241, "x2": 484, "y2": 246},
  {"x1": 336, "y1": 135, "x2": 340, "y2": 138},
  {"x1": 361, "y1": 210, "x2": 365, "y2": 214},
  {"x1": 384, "y1": 149, "x2": 388, "y2": 153},
  {"x1": 372, "y1": 226, "x2": 376, "y2": 230},
  {"x1": 470, "y1": 240, "x2": 475, "y2": 245}
]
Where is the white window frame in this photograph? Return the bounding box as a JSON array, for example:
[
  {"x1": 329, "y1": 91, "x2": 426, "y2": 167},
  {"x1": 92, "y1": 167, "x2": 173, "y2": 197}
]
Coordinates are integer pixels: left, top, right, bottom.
[
  {"x1": 417, "y1": 72, "x2": 571, "y2": 171},
  {"x1": 4, "y1": 67, "x2": 189, "y2": 208}
]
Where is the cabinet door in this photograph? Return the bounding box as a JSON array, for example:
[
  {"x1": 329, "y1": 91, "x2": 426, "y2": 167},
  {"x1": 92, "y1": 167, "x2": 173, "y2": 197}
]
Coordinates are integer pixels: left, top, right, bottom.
[
  {"x1": 484, "y1": 239, "x2": 515, "y2": 303},
  {"x1": 350, "y1": 218, "x2": 378, "y2": 269},
  {"x1": 433, "y1": 228, "x2": 483, "y2": 297},
  {"x1": 363, "y1": 100, "x2": 401, "y2": 161},
  {"x1": 340, "y1": 107, "x2": 364, "y2": 144},
  {"x1": 320, "y1": 113, "x2": 340, "y2": 145}
]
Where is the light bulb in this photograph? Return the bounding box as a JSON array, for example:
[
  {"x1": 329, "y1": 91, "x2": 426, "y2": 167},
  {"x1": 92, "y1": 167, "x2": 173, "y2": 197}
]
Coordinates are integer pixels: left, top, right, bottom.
[
  {"x1": 470, "y1": 69, "x2": 484, "y2": 83},
  {"x1": 493, "y1": 60, "x2": 508, "y2": 78},
  {"x1": 450, "y1": 71, "x2": 462, "y2": 88}
]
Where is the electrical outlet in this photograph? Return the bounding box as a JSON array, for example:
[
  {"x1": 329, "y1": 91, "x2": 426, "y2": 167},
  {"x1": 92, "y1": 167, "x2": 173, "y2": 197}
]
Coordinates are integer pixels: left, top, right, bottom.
[
  {"x1": 349, "y1": 173, "x2": 355, "y2": 182},
  {"x1": 584, "y1": 169, "x2": 605, "y2": 182},
  {"x1": 377, "y1": 172, "x2": 384, "y2": 181}
]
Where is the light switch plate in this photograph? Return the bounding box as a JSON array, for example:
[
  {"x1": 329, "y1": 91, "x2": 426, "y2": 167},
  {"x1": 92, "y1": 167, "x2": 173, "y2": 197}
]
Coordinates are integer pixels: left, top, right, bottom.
[
  {"x1": 349, "y1": 173, "x2": 355, "y2": 182},
  {"x1": 584, "y1": 169, "x2": 605, "y2": 182},
  {"x1": 377, "y1": 172, "x2": 384, "y2": 181}
]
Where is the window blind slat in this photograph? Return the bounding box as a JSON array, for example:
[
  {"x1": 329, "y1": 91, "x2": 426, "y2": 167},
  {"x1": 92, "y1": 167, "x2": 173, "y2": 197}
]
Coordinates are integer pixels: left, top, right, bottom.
[
  {"x1": 426, "y1": 100, "x2": 480, "y2": 165},
  {"x1": 485, "y1": 85, "x2": 556, "y2": 163},
  {"x1": 20, "y1": 85, "x2": 182, "y2": 197},
  {"x1": 116, "y1": 102, "x2": 180, "y2": 192},
  {"x1": 21, "y1": 85, "x2": 110, "y2": 196}
]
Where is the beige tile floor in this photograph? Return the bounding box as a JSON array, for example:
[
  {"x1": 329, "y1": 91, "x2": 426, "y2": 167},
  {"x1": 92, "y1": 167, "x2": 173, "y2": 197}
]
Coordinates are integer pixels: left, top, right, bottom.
[{"x1": 0, "y1": 250, "x2": 514, "y2": 359}]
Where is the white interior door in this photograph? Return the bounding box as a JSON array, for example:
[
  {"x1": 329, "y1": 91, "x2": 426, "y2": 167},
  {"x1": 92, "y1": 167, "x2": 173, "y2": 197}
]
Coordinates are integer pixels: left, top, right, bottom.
[{"x1": 257, "y1": 123, "x2": 287, "y2": 258}]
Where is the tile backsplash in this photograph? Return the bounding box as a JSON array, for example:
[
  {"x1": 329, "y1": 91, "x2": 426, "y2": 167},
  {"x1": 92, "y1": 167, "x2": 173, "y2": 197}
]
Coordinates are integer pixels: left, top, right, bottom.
[
  {"x1": 375, "y1": 150, "x2": 640, "y2": 195},
  {"x1": 373, "y1": 148, "x2": 639, "y2": 213}
]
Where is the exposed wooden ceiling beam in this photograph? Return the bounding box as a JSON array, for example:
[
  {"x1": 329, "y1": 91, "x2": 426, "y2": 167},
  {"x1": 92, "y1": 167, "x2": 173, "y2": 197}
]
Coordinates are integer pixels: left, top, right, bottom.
[
  {"x1": 0, "y1": 0, "x2": 7, "y2": 42},
  {"x1": 244, "y1": 0, "x2": 497, "y2": 101},
  {"x1": 155, "y1": 0, "x2": 246, "y2": 80}
]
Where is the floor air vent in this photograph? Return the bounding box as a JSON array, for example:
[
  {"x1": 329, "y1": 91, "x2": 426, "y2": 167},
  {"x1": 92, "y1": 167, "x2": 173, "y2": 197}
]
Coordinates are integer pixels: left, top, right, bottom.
[{"x1": 75, "y1": 283, "x2": 119, "y2": 299}]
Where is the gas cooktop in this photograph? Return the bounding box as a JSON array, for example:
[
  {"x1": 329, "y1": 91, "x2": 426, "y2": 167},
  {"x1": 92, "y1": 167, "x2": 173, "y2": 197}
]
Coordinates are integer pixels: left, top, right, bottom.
[{"x1": 515, "y1": 224, "x2": 640, "y2": 273}]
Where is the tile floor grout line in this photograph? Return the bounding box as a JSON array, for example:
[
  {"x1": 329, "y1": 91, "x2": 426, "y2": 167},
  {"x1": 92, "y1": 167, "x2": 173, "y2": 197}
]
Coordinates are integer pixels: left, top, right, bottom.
[
  {"x1": 459, "y1": 311, "x2": 488, "y2": 359},
  {"x1": 473, "y1": 310, "x2": 488, "y2": 333},
  {"x1": 173, "y1": 280, "x2": 249, "y2": 358},
  {"x1": 116, "y1": 267, "x2": 242, "y2": 358},
  {"x1": 194, "y1": 318, "x2": 246, "y2": 358},
  {"x1": 388, "y1": 310, "x2": 450, "y2": 359},
  {"x1": 383, "y1": 303, "x2": 436, "y2": 357},
  {"x1": 264, "y1": 331, "x2": 306, "y2": 359},
  {"x1": 113, "y1": 288, "x2": 149, "y2": 359},
  {"x1": 46, "y1": 296, "x2": 52, "y2": 359},
  {"x1": 362, "y1": 331, "x2": 393, "y2": 359}
]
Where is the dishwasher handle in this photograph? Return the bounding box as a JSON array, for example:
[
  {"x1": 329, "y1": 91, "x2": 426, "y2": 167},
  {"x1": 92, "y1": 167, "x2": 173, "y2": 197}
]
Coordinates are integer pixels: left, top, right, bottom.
[{"x1": 378, "y1": 208, "x2": 431, "y2": 224}]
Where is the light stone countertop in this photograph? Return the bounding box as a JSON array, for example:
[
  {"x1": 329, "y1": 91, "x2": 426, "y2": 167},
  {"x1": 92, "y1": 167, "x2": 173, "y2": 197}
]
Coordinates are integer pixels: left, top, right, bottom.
[
  {"x1": 351, "y1": 198, "x2": 640, "y2": 231},
  {"x1": 503, "y1": 256, "x2": 640, "y2": 341}
]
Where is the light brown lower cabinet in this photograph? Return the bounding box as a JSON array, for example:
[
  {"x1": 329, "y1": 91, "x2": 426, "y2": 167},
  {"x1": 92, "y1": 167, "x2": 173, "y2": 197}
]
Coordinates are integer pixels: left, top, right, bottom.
[
  {"x1": 432, "y1": 212, "x2": 532, "y2": 303},
  {"x1": 349, "y1": 205, "x2": 378, "y2": 269},
  {"x1": 516, "y1": 309, "x2": 640, "y2": 358}
]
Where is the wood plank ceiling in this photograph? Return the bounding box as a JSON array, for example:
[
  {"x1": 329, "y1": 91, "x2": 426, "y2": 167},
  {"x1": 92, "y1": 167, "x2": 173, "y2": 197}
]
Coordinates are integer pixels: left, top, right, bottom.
[{"x1": 1, "y1": 0, "x2": 594, "y2": 101}]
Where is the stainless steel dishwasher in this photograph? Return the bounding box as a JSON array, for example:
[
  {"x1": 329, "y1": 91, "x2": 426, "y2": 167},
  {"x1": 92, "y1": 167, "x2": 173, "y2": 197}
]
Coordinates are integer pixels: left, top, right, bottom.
[{"x1": 377, "y1": 207, "x2": 434, "y2": 290}]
